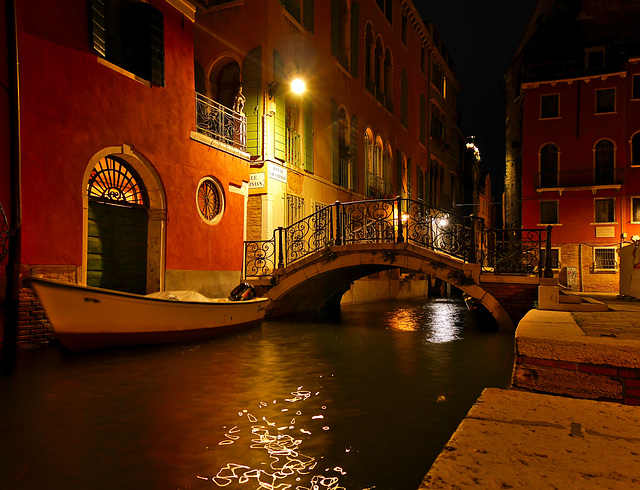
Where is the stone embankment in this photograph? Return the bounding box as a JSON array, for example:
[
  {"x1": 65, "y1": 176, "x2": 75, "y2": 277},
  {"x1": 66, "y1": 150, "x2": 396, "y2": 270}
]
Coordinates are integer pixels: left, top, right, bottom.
[{"x1": 419, "y1": 294, "x2": 640, "y2": 489}]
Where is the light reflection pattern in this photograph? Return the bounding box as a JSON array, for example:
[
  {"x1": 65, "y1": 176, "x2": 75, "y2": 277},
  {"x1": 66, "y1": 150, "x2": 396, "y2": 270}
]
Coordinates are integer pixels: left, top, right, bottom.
[
  {"x1": 203, "y1": 385, "x2": 347, "y2": 489},
  {"x1": 385, "y1": 299, "x2": 464, "y2": 343}
]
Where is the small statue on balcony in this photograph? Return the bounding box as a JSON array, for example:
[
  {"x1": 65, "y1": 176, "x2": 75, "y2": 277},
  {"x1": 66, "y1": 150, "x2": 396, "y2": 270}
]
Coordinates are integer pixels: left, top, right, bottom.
[{"x1": 233, "y1": 87, "x2": 246, "y2": 113}]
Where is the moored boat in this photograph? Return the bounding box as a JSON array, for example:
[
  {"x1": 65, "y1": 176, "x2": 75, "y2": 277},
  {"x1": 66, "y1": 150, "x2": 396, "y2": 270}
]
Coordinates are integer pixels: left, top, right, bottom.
[{"x1": 25, "y1": 278, "x2": 269, "y2": 352}]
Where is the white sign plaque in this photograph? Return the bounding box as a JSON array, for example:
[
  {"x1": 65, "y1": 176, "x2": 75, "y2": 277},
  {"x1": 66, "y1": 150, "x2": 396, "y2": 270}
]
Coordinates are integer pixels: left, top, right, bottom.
[
  {"x1": 250, "y1": 173, "x2": 265, "y2": 189},
  {"x1": 269, "y1": 162, "x2": 287, "y2": 184}
]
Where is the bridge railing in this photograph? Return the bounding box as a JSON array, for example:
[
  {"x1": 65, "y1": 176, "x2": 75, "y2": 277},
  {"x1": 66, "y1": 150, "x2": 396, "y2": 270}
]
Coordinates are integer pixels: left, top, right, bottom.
[
  {"x1": 479, "y1": 225, "x2": 553, "y2": 277},
  {"x1": 243, "y1": 197, "x2": 553, "y2": 279}
]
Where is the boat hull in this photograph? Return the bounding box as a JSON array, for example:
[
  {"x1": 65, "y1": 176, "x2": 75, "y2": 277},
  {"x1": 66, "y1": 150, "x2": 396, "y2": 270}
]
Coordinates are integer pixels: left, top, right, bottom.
[{"x1": 26, "y1": 278, "x2": 269, "y2": 351}]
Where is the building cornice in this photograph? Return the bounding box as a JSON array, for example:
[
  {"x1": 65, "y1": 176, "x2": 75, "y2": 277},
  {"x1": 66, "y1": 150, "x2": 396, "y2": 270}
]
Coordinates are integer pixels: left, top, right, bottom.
[
  {"x1": 165, "y1": 0, "x2": 196, "y2": 22},
  {"x1": 522, "y1": 71, "x2": 627, "y2": 90}
]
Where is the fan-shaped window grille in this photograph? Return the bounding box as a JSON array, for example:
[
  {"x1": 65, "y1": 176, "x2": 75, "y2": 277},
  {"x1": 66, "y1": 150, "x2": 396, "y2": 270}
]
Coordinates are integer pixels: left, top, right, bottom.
[
  {"x1": 197, "y1": 177, "x2": 224, "y2": 224},
  {"x1": 87, "y1": 156, "x2": 149, "y2": 207}
]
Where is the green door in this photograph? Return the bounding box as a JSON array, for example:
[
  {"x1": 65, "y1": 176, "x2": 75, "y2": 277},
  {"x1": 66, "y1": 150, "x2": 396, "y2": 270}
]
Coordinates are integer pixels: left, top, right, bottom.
[{"x1": 87, "y1": 200, "x2": 148, "y2": 294}]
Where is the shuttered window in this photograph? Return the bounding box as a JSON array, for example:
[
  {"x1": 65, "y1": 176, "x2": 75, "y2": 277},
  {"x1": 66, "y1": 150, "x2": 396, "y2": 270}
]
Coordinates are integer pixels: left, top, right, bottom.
[
  {"x1": 90, "y1": 0, "x2": 164, "y2": 86},
  {"x1": 274, "y1": 51, "x2": 286, "y2": 161},
  {"x1": 242, "y1": 48, "x2": 262, "y2": 157},
  {"x1": 303, "y1": 97, "x2": 314, "y2": 172}
]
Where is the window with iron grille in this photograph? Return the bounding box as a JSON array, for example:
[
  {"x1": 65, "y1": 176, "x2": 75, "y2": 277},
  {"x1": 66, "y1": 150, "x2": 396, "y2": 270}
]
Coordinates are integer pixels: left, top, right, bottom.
[
  {"x1": 595, "y1": 198, "x2": 614, "y2": 223},
  {"x1": 594, "y1": 247, "x2": 617, "y2": 270},
  {"x1": 286, "y1": 194, "x2": 305, "y2": 227}
]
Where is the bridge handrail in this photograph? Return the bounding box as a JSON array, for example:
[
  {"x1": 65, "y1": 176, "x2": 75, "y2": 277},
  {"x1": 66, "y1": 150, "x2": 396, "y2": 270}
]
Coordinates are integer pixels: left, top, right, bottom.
[{"x1": 243, "y1": 197, "x2": 553, "y2": 279}]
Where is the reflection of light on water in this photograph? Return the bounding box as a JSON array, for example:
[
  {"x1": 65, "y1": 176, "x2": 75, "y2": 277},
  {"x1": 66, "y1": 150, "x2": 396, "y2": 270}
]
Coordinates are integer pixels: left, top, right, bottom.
[
  {"x1": 385, "y1": 299, "x2": 464, "y2": 343},
  {"x1": 204, "y1": 385, "x2": 347, "y2": 489},
  {"x1": 427, "y1": 300, "x2": 463, "y2": 344},
  {"x1": 387, "y1": 308, "x2": 419, "y2": 331}
]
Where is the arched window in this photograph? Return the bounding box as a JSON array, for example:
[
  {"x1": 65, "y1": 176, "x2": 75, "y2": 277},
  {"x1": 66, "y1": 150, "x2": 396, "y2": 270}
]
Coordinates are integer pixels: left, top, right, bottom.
[
  {"x1": 631, "y1": 132, "x2": 640, "y2": 167},
  {"x1": 594, "y1": 139, "x2": 615, "y2": 185},
  {"x1": 365, "y1": 23, "x2": 375, "y2": 92},
  {"x1": 383, "y1": 144, "x2": 392, "y2": 196},
  {"x1": 209, "y1": 60, "x2": 241, "y2": 109},
  {"x1": 375, "y1": 38, "x2": 383, "y2": 91},
  {"x1": 364, "y1": 129, "x2": 373, "y2": 174},
  {"x1": 338, "y1": 108, "x2": 350, "y2": 188},
  {"x1": 539, "y1": 144, "x2": 559, "y2": 187},
  {"x1": 384, "y1": 47, "x2": 393, "y2": 111}
]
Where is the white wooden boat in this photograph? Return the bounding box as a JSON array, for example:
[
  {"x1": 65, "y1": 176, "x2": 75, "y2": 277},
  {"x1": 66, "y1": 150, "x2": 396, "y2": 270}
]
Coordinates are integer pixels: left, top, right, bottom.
[{"x1": 26, "y1": 278, "x2": 269, "y2": 352}]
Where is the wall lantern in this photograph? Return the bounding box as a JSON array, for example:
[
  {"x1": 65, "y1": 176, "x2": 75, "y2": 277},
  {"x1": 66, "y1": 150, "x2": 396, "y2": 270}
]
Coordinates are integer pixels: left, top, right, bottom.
[{"x1": 268, "y1": 64, "x2": 305, "y2": 99}]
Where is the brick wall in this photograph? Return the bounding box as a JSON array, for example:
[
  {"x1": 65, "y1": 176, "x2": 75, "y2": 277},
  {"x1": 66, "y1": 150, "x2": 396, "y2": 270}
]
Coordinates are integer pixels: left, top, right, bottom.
[
  {"x1": 247, "y1": 195, "x2": 262, "y2": 241},
  {"x1": 15, "y1": 265, "x2": 80, "y2": 346},
  {"x1": 557, "y1": 243, "x2": 619, "y2": 293},
  {"x1": 514, "y1": 355, "x2": 640, "y2": 406},
  {"x1": 480, "y1": 282, "x2": 538, "y2": 326}
]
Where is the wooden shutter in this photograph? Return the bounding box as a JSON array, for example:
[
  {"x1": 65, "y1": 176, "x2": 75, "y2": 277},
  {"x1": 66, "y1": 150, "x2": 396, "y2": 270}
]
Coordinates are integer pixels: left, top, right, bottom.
[
  {"x1": 350, "y1": 3, "x2": 359, "y2": 77},
  {"x1": 304, "y1": 97, "x2": 314, "y2": 172},
  {"x1": 90, "y1": 0, "x2": 106, "y2": 57},
  {"x1": 350, "y1": 115, "x2": 358, "y2": 191},
  {"x1": 243, "y1": 47, "x2": 262, "y2": 157},
  {"x1": 147, "y1": 5, "x2": 165, "y2": 87},
  {"x1": 274, "y1": 51, "x2": 286, "y2": 161},
  {"x1": 331, "y1": 98, "x2": 339, "y2": 184},
  {"x1": 331, "y1": 0, "x2": 339, "y2": 59},
  {"x1": 303, "y1": 0, "x2": 314, "y2": 32}
]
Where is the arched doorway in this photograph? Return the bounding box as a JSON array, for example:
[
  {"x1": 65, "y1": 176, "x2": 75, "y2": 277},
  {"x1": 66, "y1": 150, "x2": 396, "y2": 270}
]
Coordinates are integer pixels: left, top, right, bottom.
[{"x1": 86, "y1": 156, "x2": 150, "y2": 294}]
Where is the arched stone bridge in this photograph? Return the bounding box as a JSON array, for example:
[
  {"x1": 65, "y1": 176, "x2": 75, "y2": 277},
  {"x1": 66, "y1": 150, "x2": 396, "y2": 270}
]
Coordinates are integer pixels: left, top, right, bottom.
[{"x1": 244, "y1": 198, "x2": 553, "y2": 331}]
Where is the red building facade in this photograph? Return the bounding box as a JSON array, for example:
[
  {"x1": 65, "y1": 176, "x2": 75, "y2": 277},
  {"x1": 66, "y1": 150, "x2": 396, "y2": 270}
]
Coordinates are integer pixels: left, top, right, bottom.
[
  {"x1": 515, "y1": 1, "x2": 640, "y2": 292},
  {"x1": 2, "y1": 0, "x2": 252, "y2": 344}
]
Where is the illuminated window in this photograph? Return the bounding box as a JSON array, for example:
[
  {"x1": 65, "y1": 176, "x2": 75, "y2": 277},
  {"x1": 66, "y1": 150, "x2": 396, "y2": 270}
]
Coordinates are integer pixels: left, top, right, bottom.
[
  {"x1": 88, "y1": 156, "x2": 148, "y2": 206},
  {"x1": 196, "y1": 177, "x2": 224, "y2": 225},
  {"x1": 596, "y1": 88, "x2": 616, "y2": 114},
  {"x1": 286, "y1": 194, "x2": 305, "y2": 227}
]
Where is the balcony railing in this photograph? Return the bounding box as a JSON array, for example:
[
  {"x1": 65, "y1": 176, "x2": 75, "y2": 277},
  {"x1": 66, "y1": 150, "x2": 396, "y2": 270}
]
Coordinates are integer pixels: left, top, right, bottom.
[
  {"x1": 286, "y1": 128, "x2": 301, "y2": 167},
  {"x1": 366, "y1": 171, "x2": 392, "y2": 198},
  {"x1": 195, "y1": 93, "x2": 246, "y2": 152},
  {"x1": 536, "y1": 168, "x2": 624, "y2": 189}
]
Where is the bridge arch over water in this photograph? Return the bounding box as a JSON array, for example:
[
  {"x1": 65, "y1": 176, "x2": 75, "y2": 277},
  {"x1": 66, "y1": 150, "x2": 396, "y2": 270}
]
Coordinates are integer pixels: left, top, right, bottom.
[
  {"x1": 245, "y1": 198, "x2": 554, "y2": 332},
  {"x1": 262, "y1": 242, "x2": 514, "y2": 331}
]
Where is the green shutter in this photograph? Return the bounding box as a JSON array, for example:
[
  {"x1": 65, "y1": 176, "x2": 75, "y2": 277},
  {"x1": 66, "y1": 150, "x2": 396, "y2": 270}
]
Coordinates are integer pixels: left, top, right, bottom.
[
  {"x1": 148, "y1": 5, "x2": 164, "y2": 87},
  {"x1": 401, "y1": 69, "x2": 408, "y2": 127},
  {"x1": 304, "y1": 97, "x2": 314, "y2": 172},
  {"x1": 350, "y1": 3, "x2": 359, "y2": 77},
  {"x1": 274, "y1": 51, "x2": 286, "y2": 161},
  {"x1": 331, "y1": 98, "x2": 339, "y2": 184},
  {"x1": 331, "y1": 0, "x2": 339, "y2": 58},
  {"x1": 407, "y1": 158, "x2": 412, "y2": 200},
  {"x1": 90, "y1": 0, "x2": 106, "y2": 57},
  {"x1": 303, "y1": 0, "x2": 314, "y2": 32},
  {"x1": 396, "y1": 149, "x2": 402, "y2": 196},
  {"x1": 242, "y1": 47, "x2": 262, "y2": 157},
  {"x1": 350, "y1": 116, "x2": 358, "y2": 191}
]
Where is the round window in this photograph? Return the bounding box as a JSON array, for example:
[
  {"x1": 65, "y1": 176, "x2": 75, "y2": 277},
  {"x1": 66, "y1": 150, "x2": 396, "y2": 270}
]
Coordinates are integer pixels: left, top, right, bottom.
[{"x1": 196, "y1": 177, "x2": 225, "y2": 225}]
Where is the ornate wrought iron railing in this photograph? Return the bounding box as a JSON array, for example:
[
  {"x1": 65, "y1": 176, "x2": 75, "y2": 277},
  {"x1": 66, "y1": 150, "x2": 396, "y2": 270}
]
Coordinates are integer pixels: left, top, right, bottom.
[
  {"x1": 0, "y1": 201, "x2": 9, "y2": 263},
  {"x1": 479, "y1": 226, "x2": 553, "y2": 276},
  {"x1": 243, "y1": 197, "x2": 553, "y2": 279},
  {"x1": 195, "y1": 93, "x2": 247, "y2": 152}
]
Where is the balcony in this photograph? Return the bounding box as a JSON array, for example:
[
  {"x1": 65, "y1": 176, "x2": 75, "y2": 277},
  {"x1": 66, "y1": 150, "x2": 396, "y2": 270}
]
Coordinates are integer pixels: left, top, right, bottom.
[
  {"x1": 366, "y1": 171, "x2": 392, "y2": 199},
  {"x1": 535, "y1": 168, "x2": 624, "y2": 191},
  {"x1": 195, "y1": 93, "x2": 246, "y2": 152}
]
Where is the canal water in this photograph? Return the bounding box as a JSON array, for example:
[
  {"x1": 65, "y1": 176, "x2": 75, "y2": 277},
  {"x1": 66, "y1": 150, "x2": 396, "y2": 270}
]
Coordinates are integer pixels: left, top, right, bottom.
[{"x1": 0, "y1": 297, "x2": 514, "y2": 490}]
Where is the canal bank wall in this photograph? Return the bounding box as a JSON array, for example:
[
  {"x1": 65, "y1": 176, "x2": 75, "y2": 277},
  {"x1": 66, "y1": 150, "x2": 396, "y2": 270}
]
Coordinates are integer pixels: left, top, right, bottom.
[{"x1": 419, "y1": 295, "x2": 640, "y2": 488}]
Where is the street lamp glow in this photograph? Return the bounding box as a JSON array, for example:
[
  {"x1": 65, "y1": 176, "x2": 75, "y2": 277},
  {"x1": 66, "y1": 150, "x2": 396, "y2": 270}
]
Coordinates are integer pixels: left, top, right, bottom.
[{"x1": 291, "y1": 78, "x2": 306, "y2": 94}]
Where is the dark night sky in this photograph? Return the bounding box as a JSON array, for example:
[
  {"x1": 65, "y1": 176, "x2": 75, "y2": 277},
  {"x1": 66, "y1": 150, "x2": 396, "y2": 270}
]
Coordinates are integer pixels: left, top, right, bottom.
[{"x1": 417, "y1": 0, "x2": 538, "y2": 194}]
